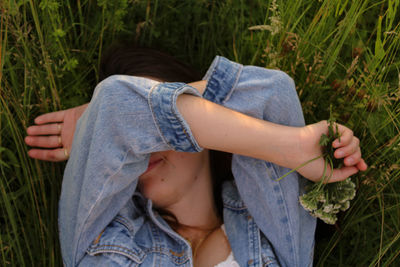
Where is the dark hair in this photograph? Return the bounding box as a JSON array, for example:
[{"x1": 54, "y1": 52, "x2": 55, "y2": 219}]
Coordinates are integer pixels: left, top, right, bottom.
[
  {"x1": 99, "y1": 42, "x2": 233, "y2": 221},
  {"x1": 99, "y1": 44, "x2": 201, "y2": 83}
]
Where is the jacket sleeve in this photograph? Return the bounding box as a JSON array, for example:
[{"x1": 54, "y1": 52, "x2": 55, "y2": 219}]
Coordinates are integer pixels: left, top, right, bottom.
[
  {"x1": 59, "y1": 75, "x2": 202, "y2": 267},
  {"x1": 202, "y1": 56, "x2": 316, "y2": 267}
]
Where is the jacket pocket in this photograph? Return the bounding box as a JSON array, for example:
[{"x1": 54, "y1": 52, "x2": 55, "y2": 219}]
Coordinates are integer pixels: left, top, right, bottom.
[
  {"x1": 82, "y1": 249, "x2": 141, "y2": 267},
  {"x1": 85, "y1": 218, "x2": 146, "y2": 265},
  {"x1": 86, "y1": 243, "x2": 145, "y2": 265}
]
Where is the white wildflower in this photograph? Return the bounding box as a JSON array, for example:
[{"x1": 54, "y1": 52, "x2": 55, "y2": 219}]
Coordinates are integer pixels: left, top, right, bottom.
[
  {"x1": 340, "y1": 201, "x2": 350, "y2": 211},
  {"x1": 316, "y1": 191, "x2": 326, "y2": 203},
  {"x1": 299, "y1": 195, "x2": 317, "y2": 212},
  {"x1": 333, "y1": 204, "x2": 341, "y2": 210},
  {"x1": 323, "y1": 204, "x2": 334, "y2": 213},
  {"x1": 314, "y1": 209, "x2": 337, "y2": 225}
]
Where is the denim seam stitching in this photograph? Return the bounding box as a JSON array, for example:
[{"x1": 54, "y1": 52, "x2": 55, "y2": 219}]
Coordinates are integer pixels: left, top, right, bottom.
[
  {"x1": 247, "y1": 218, "x2": 258, "y2": 267},
  {"x1": 222, "y1": 63, "x2": 243, "y2": 104},
  {"x1": 256, "y1": 223, "x2": 262, "y2": 267},
  {"x1": 74, "y1": 149, "x2": 130, "y2": 265},
  {"x1": 203, "y1": 56, "x2": 220, "y2": 100},
  {"x1": 272, "y1": 162, "x2": 298, "y2": 266},
  {"x1": 142, "y1": 247, "x2": 190, "y2": 264},
  {"x1": 147, "y1": 204, "x2": 189, "y2": 247},
  {"x1": 148, "y1": 83, "x2": 174, "y2": 150},
  {"x1": 203, "y1": 56, "x2": 220, "y2": 82},
  {"x1": 223, "y1": 203, "x2": 247, "y2": 211},
  {"x1": 87, "y1": 245, "x2": 145, "y2": 263},
  {"x1": 146, "y1": 223, "x2": 190, "y2": 264},
  {"x1": 171, "y1": 85, "x2": 198, "y2": 151},
  {"x1": 204, "y1": 58, "x2": 222, "y2": 103},
  {"x1": 114, "y1": 216, "x2": 134, "y2": 234},
  {"x1": 275, "y1": 170, "x2": 297, "y2": 267}
]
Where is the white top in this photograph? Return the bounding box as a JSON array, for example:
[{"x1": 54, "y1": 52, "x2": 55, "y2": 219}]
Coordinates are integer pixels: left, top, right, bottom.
[{"x1": 214, "y1": 225, "x2": 240, "y2": 267}]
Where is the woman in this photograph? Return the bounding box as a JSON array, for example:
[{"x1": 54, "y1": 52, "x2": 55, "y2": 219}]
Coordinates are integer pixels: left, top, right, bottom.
[{"x1": 25, "y1": 45, "x2": 367, "y2": 267}]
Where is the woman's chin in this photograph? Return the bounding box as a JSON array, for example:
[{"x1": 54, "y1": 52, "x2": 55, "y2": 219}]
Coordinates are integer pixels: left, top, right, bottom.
[
  {"x1": 139, "y1": 177, "x2": 165, "y2": 198},
  {"x1": 138, "y1": 179, "x2": 179, "y2": 208}
]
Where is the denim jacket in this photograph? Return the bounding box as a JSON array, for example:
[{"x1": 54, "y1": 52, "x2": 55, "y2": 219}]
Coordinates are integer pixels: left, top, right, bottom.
[{"x1": 59, "y1": 56, "x2": 316, "y2": 267}]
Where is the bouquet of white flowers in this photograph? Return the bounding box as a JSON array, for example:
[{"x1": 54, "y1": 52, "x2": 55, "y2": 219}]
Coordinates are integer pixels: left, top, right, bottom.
[
  {"x1": 277, "y1": 106, "x2": 357, "y2": 224},
  {"x1": 300, "y1": 177, "x2": 356, "y2": 224},
  {"x1": 300, "y1": 109, "x2": 357, "y2": 224}
]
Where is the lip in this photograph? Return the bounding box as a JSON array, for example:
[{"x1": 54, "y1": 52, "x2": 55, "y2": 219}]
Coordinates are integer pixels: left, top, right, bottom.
[{"x1": 143, "y1": 158, "x2": 163, "y2": 174}]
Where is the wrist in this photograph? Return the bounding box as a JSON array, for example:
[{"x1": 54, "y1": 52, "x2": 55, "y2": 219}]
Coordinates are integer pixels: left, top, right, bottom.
[
  {"x1": 74, "y1": 103, "x2": 89, "y2": 122},
  {"x1": 258, "y1": 124, "x2": 303, "y2": 169}
]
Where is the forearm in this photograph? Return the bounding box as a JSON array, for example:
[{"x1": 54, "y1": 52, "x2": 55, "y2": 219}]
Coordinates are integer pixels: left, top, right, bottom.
[{"x1": 177, "y1": 93, "x2": 301, "y2": 169}]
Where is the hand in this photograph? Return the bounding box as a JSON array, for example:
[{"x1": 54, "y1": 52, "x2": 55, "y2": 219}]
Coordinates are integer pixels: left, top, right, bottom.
[
  {"x1": 25, "y1": 103, "x2": 89, "y2": 161},
  {"x1": 294, "y1": 120, "x2": 367, "y2": 183}
]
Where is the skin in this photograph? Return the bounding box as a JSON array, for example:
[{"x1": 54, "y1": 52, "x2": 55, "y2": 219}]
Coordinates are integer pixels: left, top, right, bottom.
[
  {"x1": 25, "y1": 103, "x2": 89, "y2": 161},
  {"x1": 175, "y1": 92, "x2": 367, "y2": 182}
]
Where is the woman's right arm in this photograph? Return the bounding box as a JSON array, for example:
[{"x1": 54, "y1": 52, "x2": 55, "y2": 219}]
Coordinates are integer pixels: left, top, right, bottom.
[{"x1": 176, "y1": 93, "x2": 366, "y2": 183}]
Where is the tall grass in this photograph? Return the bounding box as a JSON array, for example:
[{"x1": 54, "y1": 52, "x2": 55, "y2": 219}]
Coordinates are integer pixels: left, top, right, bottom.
[{"x1": 1, "y1": 0, "x2": 399, "y2": 266}]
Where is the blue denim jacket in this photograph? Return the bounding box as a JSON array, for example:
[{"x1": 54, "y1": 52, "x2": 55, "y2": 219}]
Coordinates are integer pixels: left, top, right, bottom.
[{"x1": 59, "y1": 56, "x2": 316, "y2": 267}]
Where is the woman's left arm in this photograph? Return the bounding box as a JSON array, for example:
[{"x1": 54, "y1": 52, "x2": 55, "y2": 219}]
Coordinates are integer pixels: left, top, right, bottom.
[
  {"x1": 24, "y1": 81, "x2": 206, "y2": 162},
  {"x1": 58, "y1": 76, "x2": 204, "y2": 266}
]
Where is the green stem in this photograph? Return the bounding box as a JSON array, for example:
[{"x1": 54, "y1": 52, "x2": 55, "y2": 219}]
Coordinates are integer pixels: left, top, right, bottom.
[{"x1": 275, "y1": 154, "x2": 325, "y2": 182}]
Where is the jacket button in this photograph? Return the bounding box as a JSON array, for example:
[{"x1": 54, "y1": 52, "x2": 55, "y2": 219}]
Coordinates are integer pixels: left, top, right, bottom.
[
  {"x1": 248, "y1": 259, "x2": 254, "y2": 265},
  {"x1": 247, "y1": 215, "x2": 252, "y2": 220}
]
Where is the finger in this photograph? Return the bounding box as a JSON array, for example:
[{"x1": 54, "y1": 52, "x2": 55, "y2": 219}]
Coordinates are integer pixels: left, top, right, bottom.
[
  {"x1": 325, "y1": 166, "x2": 359, "y2": 183},
  {"x1": 334, "y1": 137, "x2": 359, "y2": 158},
  {"x1": 25, "y1": 136, "x2": 62, "y2": 148},
  {"x1": 332, "y1": 125, "x2": 353, "y2": 148},
  {"x1": 27, "y1": 123, "x2": 62, "y2": 136},
  {"x1": 343, "y1": 148, "x2": 362, "y2": 166},
  {"x1": 28, "y1": 148, "x2": 68, "y2": 162},
  {"x1": 34, "y1": 110, "x2": 65, "y2": 124},
  {"x1": 356, "y1": 158, "x2": 368, "y2": 171}
]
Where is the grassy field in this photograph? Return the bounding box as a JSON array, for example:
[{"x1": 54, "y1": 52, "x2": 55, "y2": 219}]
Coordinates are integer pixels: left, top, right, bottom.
[{"x1": 1, "y1": 0, "x2": 399, "y2": 266}]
